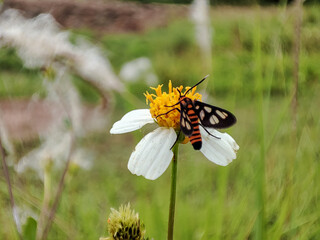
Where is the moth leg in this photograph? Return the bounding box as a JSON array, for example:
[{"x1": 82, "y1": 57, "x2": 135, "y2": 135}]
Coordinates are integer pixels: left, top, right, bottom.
[
  {"x1": 155, "y1": 108, "x2": 180, "y2": 118},
  {"x1": 164, "y1": 101, "x2": 181, "y2": 108},
  {"x1": 199, "y1": 124, "x2": 220, "y2": 139},
  {"x1": 164, "y1": 97, "x2": 184, "y2": 108},
  {"x1": 170, "y1": 130, "x2": 181, "y2": 150}
]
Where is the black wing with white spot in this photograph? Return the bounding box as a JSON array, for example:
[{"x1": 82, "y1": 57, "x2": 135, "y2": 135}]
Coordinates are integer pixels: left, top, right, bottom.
[
  {"x1": 180, "y1": 107, "x2": 194, "y2": 136},
  {"x1": 194, "y1": 100, "x2": 237, "y2": 129}
]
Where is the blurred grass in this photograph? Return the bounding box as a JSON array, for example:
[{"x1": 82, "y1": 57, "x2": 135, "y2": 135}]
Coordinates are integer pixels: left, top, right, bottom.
[{"x1": 1, "y1": 5, "x2": 320, "y2": 240}]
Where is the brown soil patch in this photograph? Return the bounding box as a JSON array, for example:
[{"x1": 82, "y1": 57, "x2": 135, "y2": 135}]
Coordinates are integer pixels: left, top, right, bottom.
[
  {"x1": 0, "y1": 99, "x2": 59, "y2": 140},
  {"x1": 0, "y1": 99, "x2": 108, "y2": 140},
  {"x1": 2, "y1": 0, "x2": 188, "y2": 33}
]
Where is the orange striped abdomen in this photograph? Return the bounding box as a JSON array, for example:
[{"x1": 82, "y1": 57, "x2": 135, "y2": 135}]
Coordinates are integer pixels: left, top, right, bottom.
[{"x1": 187, "y1": 107, "x2": 202, "y2": 150}]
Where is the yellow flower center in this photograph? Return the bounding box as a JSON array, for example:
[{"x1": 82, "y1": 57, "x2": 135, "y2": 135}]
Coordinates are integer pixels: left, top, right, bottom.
[{"x1": 144, "y1": 80, "x2": 202, "y2": 129}]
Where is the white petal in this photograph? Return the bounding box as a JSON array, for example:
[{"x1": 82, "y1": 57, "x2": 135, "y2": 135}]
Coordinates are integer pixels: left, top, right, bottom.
[
  {"x1": 128, "y1": 127, "x2": 176, "y2": 180},
  {"x1": 110, "y1": 109, "x2": 154, "y2": 134},
  {"x1": 200, "y1": 127, "x2": 239, "y2": 166}
]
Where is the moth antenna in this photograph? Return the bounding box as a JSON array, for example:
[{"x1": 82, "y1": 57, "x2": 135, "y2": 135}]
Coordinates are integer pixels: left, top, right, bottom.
[{"x1": 183, "y1": 74, "x2": 209, "y2": 96}]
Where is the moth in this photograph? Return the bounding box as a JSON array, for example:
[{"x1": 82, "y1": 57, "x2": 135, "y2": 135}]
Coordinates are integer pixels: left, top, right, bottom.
[{"x1": 156, "y1": 75, "x2": 237, "y2": 150}]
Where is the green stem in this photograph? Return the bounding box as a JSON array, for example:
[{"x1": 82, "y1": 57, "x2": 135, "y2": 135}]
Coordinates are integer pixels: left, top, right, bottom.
[
  {"x1": 40, "y1": 132, "x2": 75, "y2": 240},
  {"x1": 36, "y1": 159, "x2": 52, "y2": 240},
  {"x1": 167, "y1": 143, "x2": 179, "y2": 240}
]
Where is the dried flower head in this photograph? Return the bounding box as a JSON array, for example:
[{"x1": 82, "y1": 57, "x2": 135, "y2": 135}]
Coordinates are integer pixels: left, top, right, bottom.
[{"x1": 104, "y1": 204, "x2": 147, "y2": 240}]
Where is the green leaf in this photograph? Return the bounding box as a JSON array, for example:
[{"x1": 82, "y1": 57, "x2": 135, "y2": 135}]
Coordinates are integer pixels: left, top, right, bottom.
[{"x1": 22, "y1": 217, "x2": 37, "y2": 240}]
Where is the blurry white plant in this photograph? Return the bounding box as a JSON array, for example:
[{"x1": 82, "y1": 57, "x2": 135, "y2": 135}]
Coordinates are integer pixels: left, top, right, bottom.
[
  {"x1": 0, "y1": 9, "x2": 124, "y2": 93},
  {"x1": 0, "y1": 9, "x2": 118, "y2": 239},
  {"x1": 119, "y1": 57, "x2": 158, "y2": 85},
  {"x1": 43, "y1": 66, "x2": 84, "y2": 135},
  {"x1": 13, "y1": 204, "x2": 39, "y2": 233},
  {"x1": 15, "y1": 130, "x2": 93, "y2": 180},
  {"x1": 16, "y1": 67, "x2": 94, "y2": 179},
  {"x1": 0, "y1": 115, "x2": 14, "y2": 163},
  {"x1": 190, "y1": 0, "x2": 212, "y2": 68},
  {"x1": 0, "y1": 8, "x2": 116, "y2": 164}
]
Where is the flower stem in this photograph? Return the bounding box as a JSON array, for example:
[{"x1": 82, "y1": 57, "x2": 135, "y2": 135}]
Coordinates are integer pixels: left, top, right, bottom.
[
  {"x1": 40, "y1": 131, "x2": 75, "y2": 240},
  {"x1": 36, "y1": 159, "x2": 52, "y2": 240},
  {"x1": 167, "y1": 143, "x2": 179, "y2": 240}
]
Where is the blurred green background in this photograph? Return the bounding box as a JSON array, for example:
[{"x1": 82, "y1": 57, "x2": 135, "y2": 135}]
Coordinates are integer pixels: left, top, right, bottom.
[{"x1": 0, "y1": 2, "x2": 320, "y2": 240}]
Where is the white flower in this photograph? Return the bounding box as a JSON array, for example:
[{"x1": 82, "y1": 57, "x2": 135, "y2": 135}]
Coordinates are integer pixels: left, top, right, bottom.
[{"x1": 110, "y1": 82, "x2": 239, "y2": 180}]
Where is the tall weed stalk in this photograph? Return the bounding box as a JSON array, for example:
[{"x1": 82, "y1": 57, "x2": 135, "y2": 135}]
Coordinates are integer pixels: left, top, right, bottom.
[{"x1": 253, "y1": 8, "x2": 266, "y2": 240}]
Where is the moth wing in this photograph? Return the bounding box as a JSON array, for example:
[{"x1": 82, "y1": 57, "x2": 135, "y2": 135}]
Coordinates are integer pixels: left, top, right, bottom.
[
  {"x1": 180, "y1": 107, "x2": 194, "y2": 136},
  {"x1": 194, "y1": 100, "x2": 237, "y2": 129}
]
